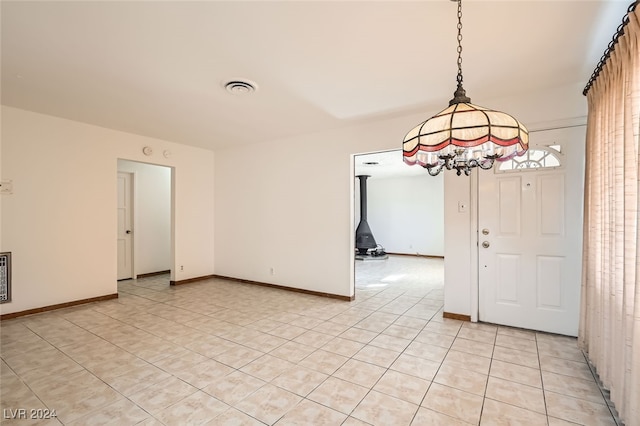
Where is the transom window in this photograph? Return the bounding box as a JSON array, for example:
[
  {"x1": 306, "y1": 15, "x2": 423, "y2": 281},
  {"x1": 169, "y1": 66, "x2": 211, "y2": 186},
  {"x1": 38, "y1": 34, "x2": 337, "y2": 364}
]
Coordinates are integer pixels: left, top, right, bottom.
[{"x1": 498, "y1": 147, "x2": 562, "y2": 172}]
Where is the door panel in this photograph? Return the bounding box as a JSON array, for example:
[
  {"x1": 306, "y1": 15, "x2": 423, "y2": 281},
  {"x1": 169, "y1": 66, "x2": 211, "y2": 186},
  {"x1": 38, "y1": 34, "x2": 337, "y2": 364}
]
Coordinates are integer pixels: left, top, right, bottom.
[
  {"x1": 496, "y1": 254, "x2": 520, "y2": 304},
  {"x1": 498, "y1": 177, "x2": 521, "y2": 236},
  {"x1": 536, "y1": 255, "x2": 563, "y2": 309},
  {"x1": 478, "y1": 126, "x2": 585, "y2": 336},
  {"x1": 539, "y1": 175, "x2": 565, "y2": 236}
]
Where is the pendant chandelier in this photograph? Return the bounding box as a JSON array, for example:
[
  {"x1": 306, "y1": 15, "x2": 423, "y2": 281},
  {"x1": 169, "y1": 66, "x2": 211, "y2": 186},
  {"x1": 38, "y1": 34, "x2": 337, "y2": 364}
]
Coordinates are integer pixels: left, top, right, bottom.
[{"x1": 402, "y1": 0, "x2": 529, "y2": 176}]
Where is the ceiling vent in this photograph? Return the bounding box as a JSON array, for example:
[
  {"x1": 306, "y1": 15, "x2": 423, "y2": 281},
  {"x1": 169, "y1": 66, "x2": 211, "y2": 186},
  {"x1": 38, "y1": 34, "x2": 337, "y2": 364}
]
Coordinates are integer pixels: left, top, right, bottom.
[{"x1": 224, "y1": 80, "x2": 258, "y2": 94}]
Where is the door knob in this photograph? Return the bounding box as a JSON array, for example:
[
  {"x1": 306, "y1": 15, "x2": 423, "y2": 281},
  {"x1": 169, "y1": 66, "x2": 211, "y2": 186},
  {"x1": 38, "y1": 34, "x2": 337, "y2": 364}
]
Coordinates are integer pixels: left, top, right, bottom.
[
  {"x1": 482, "y1": 241, "x2": 490, "y2": 248},
  {"x1": 126, "y1": 230, "x2": 132, "y2": 234},
  {"x1": 482, "y1": 228, "x2": 490, "y2": 235}
]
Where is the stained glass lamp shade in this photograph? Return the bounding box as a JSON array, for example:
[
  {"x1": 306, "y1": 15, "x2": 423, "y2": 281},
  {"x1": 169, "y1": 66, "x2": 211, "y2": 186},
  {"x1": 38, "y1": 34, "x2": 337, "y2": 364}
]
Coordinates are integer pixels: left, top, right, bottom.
[{"x1": 402, "y1": 0, "x2": 529, "y2": 176}]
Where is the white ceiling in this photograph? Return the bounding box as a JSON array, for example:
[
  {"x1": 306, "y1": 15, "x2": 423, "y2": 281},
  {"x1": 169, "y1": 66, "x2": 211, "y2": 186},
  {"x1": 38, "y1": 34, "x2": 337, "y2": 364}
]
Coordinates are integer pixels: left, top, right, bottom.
[
  {"x1": 1, "y1": 1, "x2": 630, "y2": 155},
  {"x1": 354, "y1": 149, "x2": 424, "y2": 180}
]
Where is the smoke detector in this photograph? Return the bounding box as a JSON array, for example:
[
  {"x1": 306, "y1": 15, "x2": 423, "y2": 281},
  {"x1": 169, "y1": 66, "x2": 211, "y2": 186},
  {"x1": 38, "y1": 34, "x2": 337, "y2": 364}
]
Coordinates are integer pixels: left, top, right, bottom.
[{"x1": 224, "y1": 79, "x2": 258, "y2": 94}]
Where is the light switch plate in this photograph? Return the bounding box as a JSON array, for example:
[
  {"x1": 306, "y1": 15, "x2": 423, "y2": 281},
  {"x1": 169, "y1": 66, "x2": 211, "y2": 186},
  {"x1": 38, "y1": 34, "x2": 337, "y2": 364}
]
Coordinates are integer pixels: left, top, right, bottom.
[{"x1": 0, "y1": 180, "x2": 13, "y2": 194}]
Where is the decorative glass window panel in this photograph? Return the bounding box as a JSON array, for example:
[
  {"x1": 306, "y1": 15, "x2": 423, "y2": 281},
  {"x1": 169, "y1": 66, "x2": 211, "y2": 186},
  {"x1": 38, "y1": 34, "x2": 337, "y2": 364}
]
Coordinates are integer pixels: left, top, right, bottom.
[{"x1": 498, "y1": 148, "x2": 561, "y2": 172}]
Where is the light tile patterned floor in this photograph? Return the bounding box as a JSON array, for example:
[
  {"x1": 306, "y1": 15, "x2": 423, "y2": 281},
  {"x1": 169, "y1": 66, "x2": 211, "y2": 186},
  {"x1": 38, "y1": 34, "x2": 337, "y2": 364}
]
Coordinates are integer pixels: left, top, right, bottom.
[{"x1": 0, "y1": 256, "x2": 619, "y2": 425}]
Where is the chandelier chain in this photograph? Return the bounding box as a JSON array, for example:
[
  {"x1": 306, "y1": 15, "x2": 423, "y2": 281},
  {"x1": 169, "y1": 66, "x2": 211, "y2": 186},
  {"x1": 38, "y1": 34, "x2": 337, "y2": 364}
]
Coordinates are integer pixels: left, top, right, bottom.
[
  {"x1": 456, "y1": 0, "x2": 463, "y2": 86},
  {"x1": 402, "y1": 0, "x2": 529, "y2": 177}
]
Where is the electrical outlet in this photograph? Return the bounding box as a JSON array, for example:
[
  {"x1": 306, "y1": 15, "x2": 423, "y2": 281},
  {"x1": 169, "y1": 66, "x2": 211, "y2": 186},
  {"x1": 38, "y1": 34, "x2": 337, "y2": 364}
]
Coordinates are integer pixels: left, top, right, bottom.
[
  {"x1": 180, "y1": 265, "x2": 184, "y2": 271},
  {"x1": 270, "y1": 267, "x2": 275, "y2": 275}
]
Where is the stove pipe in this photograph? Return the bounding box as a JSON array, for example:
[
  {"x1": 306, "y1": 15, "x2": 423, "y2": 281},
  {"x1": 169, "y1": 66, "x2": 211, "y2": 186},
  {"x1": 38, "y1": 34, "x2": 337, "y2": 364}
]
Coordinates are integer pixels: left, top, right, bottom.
[{"x1": 355, "y1": 175, "x2": 378, "y2": 255}]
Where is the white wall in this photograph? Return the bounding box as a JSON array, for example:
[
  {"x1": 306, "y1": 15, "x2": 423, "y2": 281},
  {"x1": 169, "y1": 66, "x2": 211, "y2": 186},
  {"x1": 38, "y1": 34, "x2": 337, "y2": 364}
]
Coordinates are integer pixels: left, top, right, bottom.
[
  {"x1": 443, "y1": 172, "x2": 473, "y2": 316},
  {"x1": 215, "y1": 82, "x2": 588, "y2": 305},
  {"x1": 214, "y1": 119, "x2": 413, "y2": 298},
  {"x1": 0, "y1": 106, "x2": 215, "y2": 315},
  {"x1": 1, "y1": 81, "x2": 585, "y2": 314},
  {"x1": 363, "y1": 174, "x2": 444, "y2": 256},
  {"x1": 117, "y1": 160, "x2": 171, "y2": 276}
]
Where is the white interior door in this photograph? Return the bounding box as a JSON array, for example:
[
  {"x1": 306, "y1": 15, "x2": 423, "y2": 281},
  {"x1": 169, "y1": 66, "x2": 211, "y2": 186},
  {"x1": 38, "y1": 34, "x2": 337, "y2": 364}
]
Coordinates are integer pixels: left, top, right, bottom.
[
  {"x1": 478, "y1": 126, "x2": 585, "y2": 336},
  {"x1": 117, "y1": 172, "x2": 133, "y2": 280}
]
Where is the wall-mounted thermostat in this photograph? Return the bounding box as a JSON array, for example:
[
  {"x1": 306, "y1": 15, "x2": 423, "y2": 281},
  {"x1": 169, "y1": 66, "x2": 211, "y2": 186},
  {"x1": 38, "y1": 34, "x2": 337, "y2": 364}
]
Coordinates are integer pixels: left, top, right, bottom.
[{"x1": 0, "y1": 252, "x2": 11, "y2": 303}]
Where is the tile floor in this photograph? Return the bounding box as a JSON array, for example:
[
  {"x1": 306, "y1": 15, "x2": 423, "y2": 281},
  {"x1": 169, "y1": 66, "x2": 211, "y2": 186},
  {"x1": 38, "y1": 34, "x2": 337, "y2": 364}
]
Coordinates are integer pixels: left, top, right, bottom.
[{"x1": 0, "y1": 256, "x2": 619, "y2": 425}]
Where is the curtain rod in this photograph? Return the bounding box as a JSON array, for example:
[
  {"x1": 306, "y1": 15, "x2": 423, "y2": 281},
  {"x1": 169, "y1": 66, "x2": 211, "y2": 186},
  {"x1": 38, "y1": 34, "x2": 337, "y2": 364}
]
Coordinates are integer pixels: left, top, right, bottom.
[{"x1": 583, "y1": 0, "x2": 638, "y2": 96}]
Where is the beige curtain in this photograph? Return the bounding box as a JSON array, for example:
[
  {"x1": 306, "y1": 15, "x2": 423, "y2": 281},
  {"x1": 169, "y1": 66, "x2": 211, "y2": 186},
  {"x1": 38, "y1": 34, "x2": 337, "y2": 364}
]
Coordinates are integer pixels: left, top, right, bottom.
[{"x1": 579, "y1": 6, "x2": 640, "y2": 426}]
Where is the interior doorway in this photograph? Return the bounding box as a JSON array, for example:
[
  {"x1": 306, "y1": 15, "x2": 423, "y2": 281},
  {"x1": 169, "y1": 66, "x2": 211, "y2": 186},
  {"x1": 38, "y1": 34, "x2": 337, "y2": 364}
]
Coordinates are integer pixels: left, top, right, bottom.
[
  {"x1": 352, "y1": 150, "x2": 445, "y2": 300},
  {"x1": 116, "y1": 159, "x2": 173, "y2": 287},
  {"x1": 117, "y1": 171, "x2": 134, "y2": 280}
]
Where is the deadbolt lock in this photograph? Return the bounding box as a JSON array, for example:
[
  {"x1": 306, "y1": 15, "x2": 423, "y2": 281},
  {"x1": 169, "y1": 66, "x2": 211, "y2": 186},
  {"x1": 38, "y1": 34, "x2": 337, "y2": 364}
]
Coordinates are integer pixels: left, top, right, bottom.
[{"x1": 482, "y1": 228, "x2": 490, "y2": 235}]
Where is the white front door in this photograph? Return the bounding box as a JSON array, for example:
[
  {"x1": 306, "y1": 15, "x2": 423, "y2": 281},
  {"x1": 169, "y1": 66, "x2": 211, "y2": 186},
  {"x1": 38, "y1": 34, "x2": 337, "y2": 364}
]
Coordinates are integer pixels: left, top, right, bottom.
[
  {"x1": 117, "y1": 172, "x2": 133, "y2": 280},
  {"x1": 478, "y1": 126, "x2": 585, "y2": 336}
]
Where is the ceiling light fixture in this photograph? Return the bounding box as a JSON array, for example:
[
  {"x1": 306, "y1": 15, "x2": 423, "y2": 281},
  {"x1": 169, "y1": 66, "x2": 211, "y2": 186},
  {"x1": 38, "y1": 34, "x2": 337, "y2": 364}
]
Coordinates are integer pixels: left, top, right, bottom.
[{"x1": 402, "y1": 0, "x2": 529, "y2": 176}]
